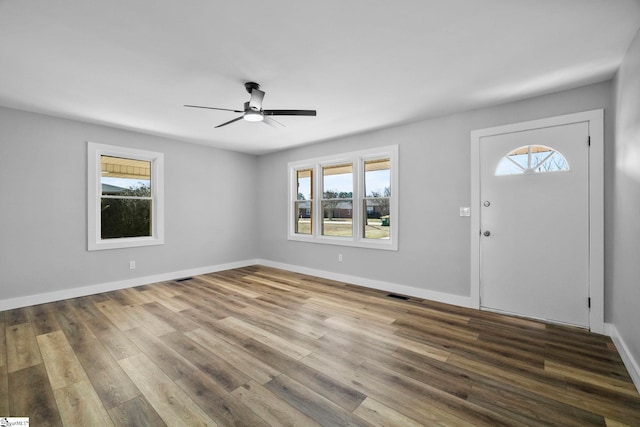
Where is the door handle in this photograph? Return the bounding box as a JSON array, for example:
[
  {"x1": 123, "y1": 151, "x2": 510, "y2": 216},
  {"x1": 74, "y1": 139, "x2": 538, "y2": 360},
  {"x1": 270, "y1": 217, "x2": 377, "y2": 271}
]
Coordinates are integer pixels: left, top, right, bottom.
[{"x1": 483, "y1": 230, "x2": 491, "y2": 237}]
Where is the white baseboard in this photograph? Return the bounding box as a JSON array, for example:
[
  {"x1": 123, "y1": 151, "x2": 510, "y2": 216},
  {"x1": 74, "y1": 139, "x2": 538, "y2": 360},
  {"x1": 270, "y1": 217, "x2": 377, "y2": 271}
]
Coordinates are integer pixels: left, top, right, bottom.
[
  {"x1": 0, "y1": 259, "x2": 259, "y2": 311},
  {"x1": 256, "y1": 259, "x2": 474, "y2": 308},
  {"x1": 605, "y1": 323, "x2": 640, "y2": 393},
  {"x1": 0, "y1": 258, "x2": 472, "y2": 311}
]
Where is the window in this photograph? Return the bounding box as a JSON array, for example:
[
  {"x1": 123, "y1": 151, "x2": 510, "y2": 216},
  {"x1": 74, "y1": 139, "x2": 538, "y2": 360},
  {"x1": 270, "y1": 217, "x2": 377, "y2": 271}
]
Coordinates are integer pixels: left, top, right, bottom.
[
  {"x1": 288, "y1": 145, "x2": 398, "y2": 250},
  {"x1": 496, "y1": 145, "x2": 569, "y2": 176},
  {"x1": 295, "y1": 169, "x2": 313, "y2": 234},
  {"x1": 322, "y1": 164, "x2": 353, "y2": 237},
  {"x1": 88, "y1": 142, "x2": 164, "y2": 250},
  {"x1": 364, "y1": 158, "x2": 391, "y2": 239}
]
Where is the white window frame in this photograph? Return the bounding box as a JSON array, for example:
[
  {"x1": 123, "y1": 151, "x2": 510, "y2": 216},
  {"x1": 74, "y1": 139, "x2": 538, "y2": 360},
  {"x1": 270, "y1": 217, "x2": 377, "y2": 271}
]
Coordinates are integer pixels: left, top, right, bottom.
[
  {"x1": 87, "y1": 142, "x2": 165, "y2": 251},
  {"x1": 288, "y1": 145, "x2": 398, "y2": 251}
]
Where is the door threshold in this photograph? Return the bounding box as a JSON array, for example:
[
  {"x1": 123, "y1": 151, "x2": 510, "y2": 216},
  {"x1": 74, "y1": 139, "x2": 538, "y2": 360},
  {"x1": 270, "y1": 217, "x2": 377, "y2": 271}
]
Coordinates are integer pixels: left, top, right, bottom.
[{"x1": 480, "y1": 306, "x2": 589, "y2": 330}]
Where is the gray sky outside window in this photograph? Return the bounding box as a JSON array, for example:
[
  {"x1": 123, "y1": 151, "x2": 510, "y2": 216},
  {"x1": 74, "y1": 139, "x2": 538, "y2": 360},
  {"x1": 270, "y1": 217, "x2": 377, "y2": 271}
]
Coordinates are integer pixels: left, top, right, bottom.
[
  {"x1": 323, "y1": 164, "x2": 353, "y2": 195},
  {"x1": 365, "y1": 158, "x2": 391, "y2": 196},
  {"x1": 297, "y1": 169, "x2": 312, "y2": 200}
]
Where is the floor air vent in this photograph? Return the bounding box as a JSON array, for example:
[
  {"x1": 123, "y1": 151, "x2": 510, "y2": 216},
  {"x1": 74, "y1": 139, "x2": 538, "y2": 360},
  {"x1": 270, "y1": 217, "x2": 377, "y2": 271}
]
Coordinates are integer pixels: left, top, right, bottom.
[{"x1": 387, "y1": 293, "x2": 409, "y2": 300}]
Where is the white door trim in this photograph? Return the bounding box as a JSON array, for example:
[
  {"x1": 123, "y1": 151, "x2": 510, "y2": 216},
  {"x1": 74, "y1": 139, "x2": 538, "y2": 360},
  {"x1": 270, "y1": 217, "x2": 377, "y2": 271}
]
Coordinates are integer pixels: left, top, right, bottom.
[{"x1": 470, "y1": 109, "x2": 604, "y2": 333}]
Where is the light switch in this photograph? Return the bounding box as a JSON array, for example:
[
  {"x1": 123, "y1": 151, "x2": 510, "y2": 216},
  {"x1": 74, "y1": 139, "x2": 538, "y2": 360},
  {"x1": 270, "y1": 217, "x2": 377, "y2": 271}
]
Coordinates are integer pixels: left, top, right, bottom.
[{"x1": 459, "y1": 207, "x2": 471, "y2": 217}]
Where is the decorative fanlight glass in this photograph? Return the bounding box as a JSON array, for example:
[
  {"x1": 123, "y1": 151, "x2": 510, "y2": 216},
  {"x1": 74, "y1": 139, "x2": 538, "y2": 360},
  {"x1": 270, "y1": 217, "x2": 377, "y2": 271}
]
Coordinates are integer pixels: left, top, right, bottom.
[{"x1": 495, "y1": 145, "x2": 569, "y2": 176}]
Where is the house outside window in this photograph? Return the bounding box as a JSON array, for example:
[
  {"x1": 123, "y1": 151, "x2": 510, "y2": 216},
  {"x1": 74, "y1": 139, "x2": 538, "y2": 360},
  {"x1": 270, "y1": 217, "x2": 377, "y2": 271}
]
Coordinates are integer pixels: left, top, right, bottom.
[
  {"x1": 88, "y1": 142, "x2": 164, "y2": 251},
  {"x1": 288, "y1": 145, "x2": 398, "y2": 250}
]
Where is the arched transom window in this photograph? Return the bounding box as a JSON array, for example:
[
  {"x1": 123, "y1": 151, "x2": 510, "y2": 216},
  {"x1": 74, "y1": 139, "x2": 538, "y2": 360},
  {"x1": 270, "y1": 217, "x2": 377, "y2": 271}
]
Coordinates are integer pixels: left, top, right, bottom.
[{"x1": 495, "y1": 145, "x2": 569, "y2": 176}]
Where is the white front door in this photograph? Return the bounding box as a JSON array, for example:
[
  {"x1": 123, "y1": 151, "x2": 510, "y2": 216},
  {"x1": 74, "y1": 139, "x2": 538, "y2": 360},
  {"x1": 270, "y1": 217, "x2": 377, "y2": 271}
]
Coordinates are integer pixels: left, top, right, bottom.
[{"x1": 479, "y1": 122, "x2": 590, "y2": 327}]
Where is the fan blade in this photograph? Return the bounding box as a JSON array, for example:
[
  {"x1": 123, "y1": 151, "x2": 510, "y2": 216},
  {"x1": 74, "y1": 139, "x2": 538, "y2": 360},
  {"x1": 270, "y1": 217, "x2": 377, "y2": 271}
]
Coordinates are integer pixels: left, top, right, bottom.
[
  {"x1": 264, "y1": 109, "x2": 316, "y2": 116},
  {"x1": 249, "y1": 89, "x2": 265, "y2": 110},
  {"x1": 184, "y1": 105, "x2": 243, "y2": 113},
  {"x1": 263, "y1": 116, "x2": 285, "y2": 128},
  {"x1": 214, "y1": 116, "x2": 244, "y2": 128}
]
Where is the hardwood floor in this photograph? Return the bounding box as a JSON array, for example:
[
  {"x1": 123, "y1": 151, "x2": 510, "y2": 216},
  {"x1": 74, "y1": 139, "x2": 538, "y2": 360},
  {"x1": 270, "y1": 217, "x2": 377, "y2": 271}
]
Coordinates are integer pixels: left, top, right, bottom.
[{"x1": 1, "y1": 265, "x2": 639, "y2": 426}]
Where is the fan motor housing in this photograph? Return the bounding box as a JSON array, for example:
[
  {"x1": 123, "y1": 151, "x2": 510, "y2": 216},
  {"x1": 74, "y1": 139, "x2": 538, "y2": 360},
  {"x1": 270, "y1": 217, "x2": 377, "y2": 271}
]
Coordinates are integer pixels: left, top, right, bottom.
[{"x1": 244, "y1": 81, "x2": 260, "y2": 93}]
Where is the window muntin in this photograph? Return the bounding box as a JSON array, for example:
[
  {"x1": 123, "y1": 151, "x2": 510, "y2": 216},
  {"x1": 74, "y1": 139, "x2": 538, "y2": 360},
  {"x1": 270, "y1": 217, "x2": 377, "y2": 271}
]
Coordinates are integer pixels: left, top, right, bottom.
[
  {"x1": 363, "y1": 158, "x2": 391, "y2": 239},
  {"x1": 294, "y1": 169, "x2": 313, "y2": 235},
  {"x1": 88, "y1": 143, "x2": 164, "y2": 251},
  {"x1": 495, "y1": 145, "x2": 569, "y2": 176},
  {"x1": 322, "y1": 164, "x2": 353, "y2": 237},
  {"x1": 288, "y1": 145, "x2": 398, "y2": 250}
]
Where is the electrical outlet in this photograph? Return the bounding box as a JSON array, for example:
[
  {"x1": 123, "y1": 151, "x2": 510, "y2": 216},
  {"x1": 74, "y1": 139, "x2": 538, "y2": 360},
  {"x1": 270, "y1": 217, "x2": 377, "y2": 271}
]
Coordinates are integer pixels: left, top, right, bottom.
[
  {"x1": 338, "y1": 254, "x2": 343, "y2": 262},
  {"x1": 129, "y1": 260, "x2": 136, "y2": 270},
  {"x1": 459, "y1": 207, "x2": 471, "y2": 217}
]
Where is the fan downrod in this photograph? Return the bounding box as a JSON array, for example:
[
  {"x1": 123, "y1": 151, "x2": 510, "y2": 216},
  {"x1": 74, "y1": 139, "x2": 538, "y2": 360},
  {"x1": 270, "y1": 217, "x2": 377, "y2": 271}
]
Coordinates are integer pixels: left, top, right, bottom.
[{"x1": 244, "y1": 81, "x2": 260, "y2": 93}]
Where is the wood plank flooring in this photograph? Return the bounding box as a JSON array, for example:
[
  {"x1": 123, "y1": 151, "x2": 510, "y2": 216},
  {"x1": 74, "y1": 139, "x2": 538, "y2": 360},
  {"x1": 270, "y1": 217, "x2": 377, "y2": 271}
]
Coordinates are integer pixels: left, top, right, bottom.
[{"x1": 1, "y1": 265, "x2": 639, "y2": 426}]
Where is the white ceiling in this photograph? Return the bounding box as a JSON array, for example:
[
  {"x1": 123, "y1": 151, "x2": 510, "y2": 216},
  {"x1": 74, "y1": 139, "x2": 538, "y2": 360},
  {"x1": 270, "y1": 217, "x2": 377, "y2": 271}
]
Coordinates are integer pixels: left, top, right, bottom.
[{"x1": 1, "y1": 1, "x2": 639, "y2": 155}]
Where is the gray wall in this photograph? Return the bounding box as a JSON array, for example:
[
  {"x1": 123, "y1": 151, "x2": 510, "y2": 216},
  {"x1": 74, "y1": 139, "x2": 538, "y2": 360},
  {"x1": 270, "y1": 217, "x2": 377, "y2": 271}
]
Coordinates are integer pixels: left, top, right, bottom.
[
  {"x1": 257, "y1": 81, "x2": 612, "y2": 298},
  {"x1": 0, "y1": 107, "x2": 258, "y2": 301},
  {"x1": 0, "y1": 81, "x2": 616, "y2": 313},
  {"x1": 611, "y1": 29, "x2": 640, "y2": 370}
]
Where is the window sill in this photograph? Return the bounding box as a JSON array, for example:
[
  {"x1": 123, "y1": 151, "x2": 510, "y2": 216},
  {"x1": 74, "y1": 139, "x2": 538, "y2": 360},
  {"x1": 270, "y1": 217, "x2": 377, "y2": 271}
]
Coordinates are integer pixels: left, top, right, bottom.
[
  {"x1": 288, "y1": 233, "x2": 398, "y2": 251},
  {"x1": 88, "y1": 236, "x2": 164, "y2": 251}
]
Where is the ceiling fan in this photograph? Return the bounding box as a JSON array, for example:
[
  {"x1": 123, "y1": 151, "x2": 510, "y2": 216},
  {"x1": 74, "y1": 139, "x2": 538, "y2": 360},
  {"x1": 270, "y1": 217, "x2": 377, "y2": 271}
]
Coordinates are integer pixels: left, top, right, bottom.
[{"x1": 185, "y1": 82, "x2": 317, "y2": 128}]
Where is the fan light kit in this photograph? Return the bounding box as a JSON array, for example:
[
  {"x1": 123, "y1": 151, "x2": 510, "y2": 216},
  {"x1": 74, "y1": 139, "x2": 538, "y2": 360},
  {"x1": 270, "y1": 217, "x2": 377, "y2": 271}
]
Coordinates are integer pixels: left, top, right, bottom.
[
  {"x1": 243, "y1": 109, "x2": 263, "y2": 122},
  {"x1": 185, "y1": 82, "x2": 316, "y2": 128}
]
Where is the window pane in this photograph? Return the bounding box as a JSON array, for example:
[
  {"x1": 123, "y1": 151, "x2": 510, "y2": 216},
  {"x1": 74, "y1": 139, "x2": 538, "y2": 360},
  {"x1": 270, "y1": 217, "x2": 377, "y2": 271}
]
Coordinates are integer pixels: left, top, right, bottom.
[
  {"x1": 101, "y1": 155, "x2": 151, "y2": 195},
  {"x1": 364, "y1": 199, "x2": 390, "y2": 239},
  {"x1": 365, "y1": 158, "x2": 391, "y2": 197},
  {"x1": 322, "y1": 200, "x2": 352, "y2": 237},
  {"x1": 296, "y1": 169, "x2": 312, "y2": 201},
  {"x1": 495, "y1": 158, "x2": 525, "y2": 175},
  {"x1": 535, "y1": 152, "x2": 569, "y2": 172},
  {"x1": 295, "y1": 201, "x2": 312, "y2": 234},
  {"x1": 323, "y1": 164, "x2": 352, "y2": 199},
  {"x1": 101, "y1": 198, "x2": 152, "y2": 239},
  {"x1": 495, "y1": 145, "x2": 569, "y2": 176}
]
